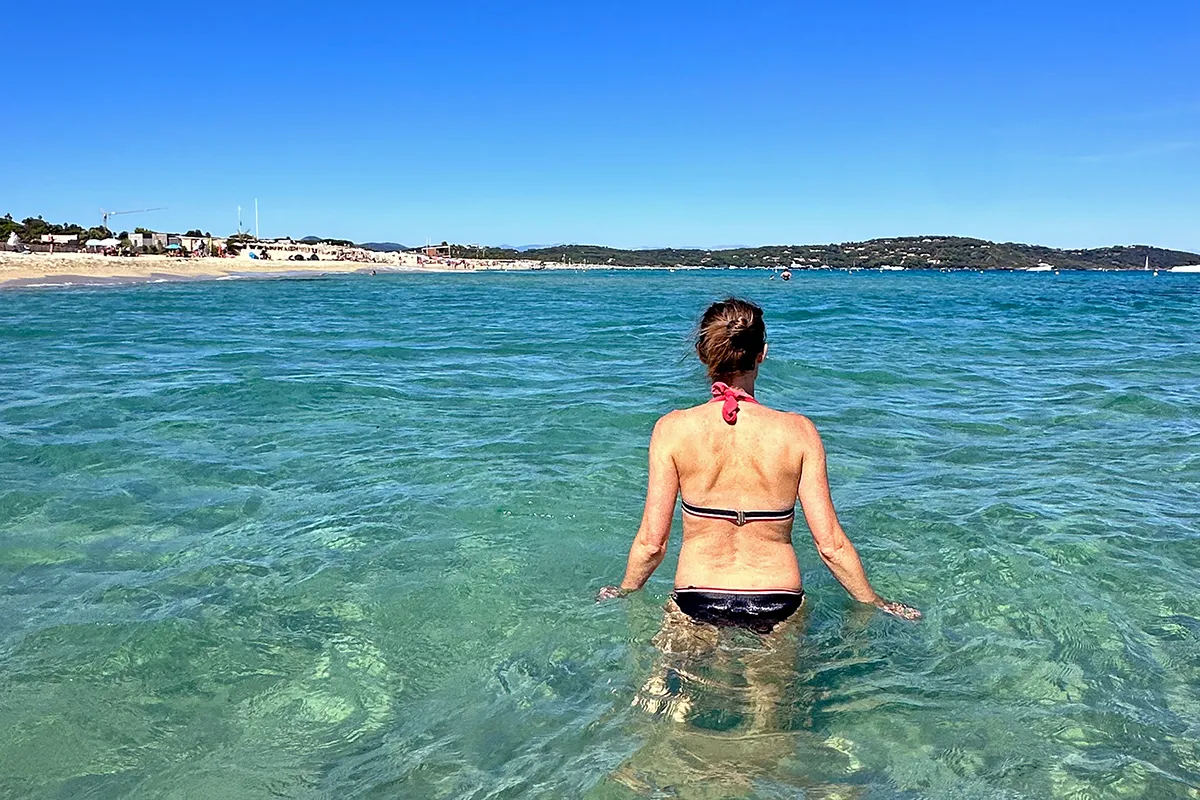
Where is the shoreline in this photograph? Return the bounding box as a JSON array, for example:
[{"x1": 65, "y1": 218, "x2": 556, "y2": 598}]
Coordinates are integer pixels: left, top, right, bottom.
[
  {"x1": 3, "y1": 252, "x2": 1193, "y2": 290},
  {"x1": 0, "y1": 251, "x2": 681, "y2": 289},
  {"x1": 0, "y1": 252, "x2": 473, "y2": 289}
]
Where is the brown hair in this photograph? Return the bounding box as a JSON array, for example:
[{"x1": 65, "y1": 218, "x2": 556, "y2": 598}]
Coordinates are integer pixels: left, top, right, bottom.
[{"x1": 695, "y1": 297, "x2": 766, "y2": 380}]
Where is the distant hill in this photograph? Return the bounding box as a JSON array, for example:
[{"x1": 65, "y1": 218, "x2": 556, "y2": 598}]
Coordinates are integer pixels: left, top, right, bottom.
[
  {"x1": 441, "y1": 237, "x2": 1200, "y2": 271},
  {"x1": 359, "y1": 242, "x2": 409, "y2": 252},
  {"x1": 495, "y1": 244, "x2": 558, "y2": 252},
  {"x1": 298, "y1": 235, "x2": 354, "y2": 246}
]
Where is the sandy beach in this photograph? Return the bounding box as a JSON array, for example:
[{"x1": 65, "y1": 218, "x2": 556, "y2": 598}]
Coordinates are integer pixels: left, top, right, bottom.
[
  {"x1": 0, "y1": 251, "x2": 477, "y2": 289},
  {"x1": 0, "y1": 250, "x2": 477, "y2": 288},
  {"x1": 0, "y1": 250, "x2": 656, "y2": 288}
]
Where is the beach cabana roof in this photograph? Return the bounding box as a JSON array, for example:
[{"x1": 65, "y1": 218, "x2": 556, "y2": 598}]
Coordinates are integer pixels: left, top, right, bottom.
[{"x1": 85, "y1": 239, "x2": 103, "y2": 247}]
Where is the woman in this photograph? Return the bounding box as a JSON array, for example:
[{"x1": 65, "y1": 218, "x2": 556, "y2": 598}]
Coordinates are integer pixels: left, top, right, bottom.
[{"x1": 599, "y1": 297, "x2": 919, "y2": 629}]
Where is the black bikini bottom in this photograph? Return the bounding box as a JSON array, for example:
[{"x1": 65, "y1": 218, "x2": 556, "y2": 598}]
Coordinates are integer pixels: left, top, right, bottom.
[{"x1": 672, "y1": 587, "x2": 804, "y2": 634}]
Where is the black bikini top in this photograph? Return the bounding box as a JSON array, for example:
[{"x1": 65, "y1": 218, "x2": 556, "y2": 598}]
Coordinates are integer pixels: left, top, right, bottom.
[{"x1": 681, "y1": 499, "x2": 795, "y2": 527}]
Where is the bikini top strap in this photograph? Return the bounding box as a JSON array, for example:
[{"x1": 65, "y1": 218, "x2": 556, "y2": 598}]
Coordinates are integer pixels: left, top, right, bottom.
[{"x1": 710, "y1": 382, "x2": 758, "y2": 424}]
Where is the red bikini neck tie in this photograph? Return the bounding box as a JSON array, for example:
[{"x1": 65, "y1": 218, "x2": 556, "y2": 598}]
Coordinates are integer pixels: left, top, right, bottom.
[{"x1": 710, "y1": 382, "x2": 758, "y2": 425}]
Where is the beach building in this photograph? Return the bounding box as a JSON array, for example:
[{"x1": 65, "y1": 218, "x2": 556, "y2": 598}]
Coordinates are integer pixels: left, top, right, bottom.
[
  {"x1": 34, "y1": 233, "x2": 81, "y2": 253},
  {"x1": 179, "y1": 235, "x2": 227, "y2": 255},
  {"x1": 127, "y1": 232, "x2": 170, "y2": 250},
  {"x1": 125, "y1": 232, "x2": 226, "y2": 254}
]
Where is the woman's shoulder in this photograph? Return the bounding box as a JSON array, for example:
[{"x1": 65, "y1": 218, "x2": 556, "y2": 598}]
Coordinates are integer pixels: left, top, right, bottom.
[
  {"x1": 650, "y1": 402, "x2": 716, "y2": 438},
  {"x1": 653, "y1": 403, "x2": 705, "y2": 430},
  {"x1": 756, "y1": 404, "x2": 819, "y2": 435},
  {"x1": 769, "y1": 405, "x2": 818, "y2": 430},
  {"x1": 775, "y1": 408, "x2": 825, "y2": 443}
]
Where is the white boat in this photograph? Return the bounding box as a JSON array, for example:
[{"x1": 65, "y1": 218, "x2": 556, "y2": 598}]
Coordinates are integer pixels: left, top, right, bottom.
[
  {"x1": 880, "y1": 265, "x2": 905, "y2": 271},
  {"x1": 1026, "y1": 263, "x2": 1053, "y2": 272},
  {"x1": 1169, "y1": 264, "x2": 1200, "y2": 273}
]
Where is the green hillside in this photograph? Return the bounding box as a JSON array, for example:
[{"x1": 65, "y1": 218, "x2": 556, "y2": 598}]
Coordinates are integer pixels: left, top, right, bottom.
[{"x1": 447, "y1": 237, "x2": 1198, "y2": 270}]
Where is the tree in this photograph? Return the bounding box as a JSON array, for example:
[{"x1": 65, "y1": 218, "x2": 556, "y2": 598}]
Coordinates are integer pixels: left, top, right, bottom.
[
  {"x1": 185, "y1": 229, "x2": 203, "y2": 237},
  {"x1": 22, "y1": 217, "x2": 49, "y2": 239}
]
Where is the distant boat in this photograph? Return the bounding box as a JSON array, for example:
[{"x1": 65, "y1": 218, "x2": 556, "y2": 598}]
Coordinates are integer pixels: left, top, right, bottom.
[
  {"x1": 1169, "y1": 264, "x2": 1200, "y2": 273},
  {"x1": 1145, "y1": 255, "x2": 1158, "y2": 276},
  {"x1": 879, "y1": 265, "x2": 904, "y2": 271},
  {"x1": 1026, "y1": 263, "x2": 1053, "y2": 272}
]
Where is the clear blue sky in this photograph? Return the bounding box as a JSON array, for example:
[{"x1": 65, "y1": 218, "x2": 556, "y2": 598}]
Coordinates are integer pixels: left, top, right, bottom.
[{"x1": 4, "y1": 1, "x2": 1198, "y2": 251}]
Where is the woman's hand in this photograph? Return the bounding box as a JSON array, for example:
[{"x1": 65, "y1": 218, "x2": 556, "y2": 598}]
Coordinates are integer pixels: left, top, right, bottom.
[
  {"x1": 596, "y1": 585, "x2": 629, "y2": 602},
  {"x1": 874, "y1": 597, "x2": 922, "y2": 620}
]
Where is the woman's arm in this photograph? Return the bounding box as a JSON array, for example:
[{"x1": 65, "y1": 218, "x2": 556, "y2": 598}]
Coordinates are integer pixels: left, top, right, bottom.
[
  {"x1": 797, "y1": 417, "x2": 921, "y2": 620},
  {"x1": 597, "y1": 417, "x2": 680, "y2": 600}
]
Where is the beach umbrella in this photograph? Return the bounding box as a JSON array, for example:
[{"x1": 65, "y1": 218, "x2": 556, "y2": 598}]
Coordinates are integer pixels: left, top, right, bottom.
[
  {"x1": 85, "y1": 239, "x2": 103, "y2": 247},
  {"x1": 165, "y1": 244, "x2": 182, "y2": 250}
]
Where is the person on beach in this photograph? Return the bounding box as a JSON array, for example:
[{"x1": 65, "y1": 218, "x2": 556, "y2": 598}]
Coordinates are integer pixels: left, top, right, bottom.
[{"x1": 598, "y1": 297, "x2": 920, "y2": 630}]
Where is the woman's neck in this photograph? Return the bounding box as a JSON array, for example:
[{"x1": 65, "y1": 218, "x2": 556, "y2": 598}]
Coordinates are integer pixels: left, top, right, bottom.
[{"x1": 718, "y1": 373, "x2": 756, "y2": 396}]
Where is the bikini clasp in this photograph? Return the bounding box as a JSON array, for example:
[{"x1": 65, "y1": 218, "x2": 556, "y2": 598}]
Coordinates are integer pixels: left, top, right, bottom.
[{"x1": 735, "y1": 510, "x2": 746, "y2": 526}]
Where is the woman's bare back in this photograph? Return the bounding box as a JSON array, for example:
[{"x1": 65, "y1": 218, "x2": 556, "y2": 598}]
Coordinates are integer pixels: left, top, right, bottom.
[{"x1": 658, "y1": 400, "x2": 812, "y2": 590}]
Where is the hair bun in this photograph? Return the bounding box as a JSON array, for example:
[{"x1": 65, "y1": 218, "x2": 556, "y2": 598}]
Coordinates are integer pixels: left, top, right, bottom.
[{"x1": 695, "y1": 297, "x2": 766, "y2": 380}]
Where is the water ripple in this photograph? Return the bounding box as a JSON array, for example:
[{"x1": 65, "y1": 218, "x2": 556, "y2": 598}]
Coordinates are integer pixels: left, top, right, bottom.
[{"x1": 1, "y1": 271, "x2": 1198, "y2": 798}]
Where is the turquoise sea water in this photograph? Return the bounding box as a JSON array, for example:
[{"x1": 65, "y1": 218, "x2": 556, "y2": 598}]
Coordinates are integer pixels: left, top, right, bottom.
[{"x1": 1, "y1": 270, "x2": 1198, "y2": 799}]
